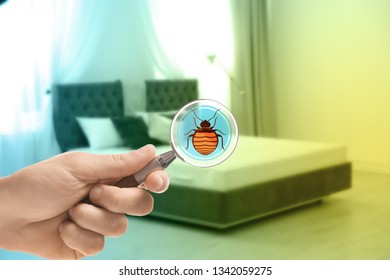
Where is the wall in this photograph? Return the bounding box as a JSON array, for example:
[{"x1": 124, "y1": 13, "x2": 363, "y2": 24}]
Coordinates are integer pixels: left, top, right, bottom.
[{"x1": 269, "y1": 0, "x2": 390, "y2": 173}]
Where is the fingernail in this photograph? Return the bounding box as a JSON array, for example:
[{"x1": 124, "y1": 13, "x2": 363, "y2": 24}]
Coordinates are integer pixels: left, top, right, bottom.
[
  {"x1": 156, "y1": 176, "x2": 168, "y2": 193},
  {"x1": 137, "y1": 144, "x2": 152, "y2": 153}
]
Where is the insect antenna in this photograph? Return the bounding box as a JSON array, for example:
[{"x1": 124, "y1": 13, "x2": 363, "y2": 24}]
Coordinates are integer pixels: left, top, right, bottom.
[
  {"x1": 191, "y1": 109, "x2": 203, "y2": 122},
  {"x1": 207, "y1": 108, "x2": 221, "y2": 121}
]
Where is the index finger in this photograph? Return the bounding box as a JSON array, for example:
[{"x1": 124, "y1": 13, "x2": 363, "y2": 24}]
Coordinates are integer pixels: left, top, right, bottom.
[{"x1": 60, "y1": 145, "x2": 156, "y2": 183}]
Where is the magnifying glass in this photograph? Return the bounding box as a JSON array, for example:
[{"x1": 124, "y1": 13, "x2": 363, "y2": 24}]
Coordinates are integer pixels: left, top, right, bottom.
[{"x1": 115, "y1": 99, "x2": 238, "y2": 188}]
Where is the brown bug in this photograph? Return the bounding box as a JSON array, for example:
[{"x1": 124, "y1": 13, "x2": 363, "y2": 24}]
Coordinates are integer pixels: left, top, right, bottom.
[{"x1": 185, "y1": 109, "x2": 225, "y2": 155}]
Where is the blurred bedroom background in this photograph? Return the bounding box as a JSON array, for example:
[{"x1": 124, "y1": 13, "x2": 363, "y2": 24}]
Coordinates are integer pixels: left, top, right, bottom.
[
  {"x1": 0, "y1": 0, "x2": 234, "y2": 175},
  {"x1": 1, "y1": 0, "x2": 390, "y2": 259},
  {"x1": 2, "y1": 0, "x2": 390, "y2": 176}
]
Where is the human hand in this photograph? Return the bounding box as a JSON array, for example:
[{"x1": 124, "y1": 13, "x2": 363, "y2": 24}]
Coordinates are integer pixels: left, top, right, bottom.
[{"x1": 0, "y1": 145, "x2": 169, "y2": 259}]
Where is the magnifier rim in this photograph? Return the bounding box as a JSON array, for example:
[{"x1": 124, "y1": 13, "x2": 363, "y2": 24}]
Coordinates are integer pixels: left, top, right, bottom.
[{"x1": 170, "y1": 99, "x2": 239, "y2": 168}]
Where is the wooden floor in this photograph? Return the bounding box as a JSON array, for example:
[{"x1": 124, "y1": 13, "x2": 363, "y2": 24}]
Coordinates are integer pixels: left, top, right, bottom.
[{"x1": 1, "y1": 171, "x2": 390, "y2": 260}]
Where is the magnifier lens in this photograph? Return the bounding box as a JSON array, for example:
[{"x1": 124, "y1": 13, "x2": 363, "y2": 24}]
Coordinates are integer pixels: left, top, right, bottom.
[{"x1": 170, "y1": 99, "x2": 238, "y2": 167}]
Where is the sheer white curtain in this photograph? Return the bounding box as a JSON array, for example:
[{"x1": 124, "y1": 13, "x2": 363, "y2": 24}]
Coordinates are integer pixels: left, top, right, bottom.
[
  {"x1": 230, "y1": 0, "x2": 276, "y2": 136},
  {"x1": 0, "y1": 0, "x2": 109, "y2": 176},
  {"x1": 137, "y1": 0, "x2": 234, "y2": 105}
]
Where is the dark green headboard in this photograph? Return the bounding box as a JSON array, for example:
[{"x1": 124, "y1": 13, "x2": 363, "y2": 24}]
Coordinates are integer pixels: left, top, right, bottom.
[
  {"x1": 53, "y1": 79, "x2": 198, "y2": 152},
  {"x1": 53, "y1": 80, "x2": 124, "y2": 152},
  {"x1": 145, "y1": 79, "x2": 198, "y2": 112}
]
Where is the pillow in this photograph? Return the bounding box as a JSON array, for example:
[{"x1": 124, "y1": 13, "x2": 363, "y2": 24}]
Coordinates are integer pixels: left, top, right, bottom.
[
  {"x1": 76, "y1": 117, "x2": 123, "y2": 149},
  {"x1": 157, "y1": 110, "x2": 177, "y2": 120},
  {"x1": 111, "y1": 116, "x2": 161, "y2": 149},
  {"x1": 132, "y1": 110, "x2": 177, "y2": 144},
  {"x1": 133, "y1": 110, "x2": 177, "y2": 124}
]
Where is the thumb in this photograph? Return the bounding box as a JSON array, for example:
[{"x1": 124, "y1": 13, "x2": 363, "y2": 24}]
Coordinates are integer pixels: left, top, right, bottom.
[{"x1": 64, "y1": 145, "x2": 156, "y2": 182}]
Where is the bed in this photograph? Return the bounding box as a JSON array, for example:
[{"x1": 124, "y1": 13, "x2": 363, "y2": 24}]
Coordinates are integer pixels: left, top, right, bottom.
[{"x1": 53, "y1": 79, "x2": 351, "y2": 229}]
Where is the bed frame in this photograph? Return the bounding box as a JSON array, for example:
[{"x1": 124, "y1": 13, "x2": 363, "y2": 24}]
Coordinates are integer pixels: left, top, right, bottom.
[{"x1": 53, "y1": 79, "x2": 352, "y2": 229}]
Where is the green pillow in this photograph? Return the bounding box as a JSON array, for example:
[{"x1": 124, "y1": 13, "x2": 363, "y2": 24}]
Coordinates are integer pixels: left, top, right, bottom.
[{"x1": 112, "y1": 116, "x2": 161, "y2": 149}]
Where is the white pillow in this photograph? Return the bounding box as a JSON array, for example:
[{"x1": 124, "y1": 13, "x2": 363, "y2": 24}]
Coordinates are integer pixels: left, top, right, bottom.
[
  {"x1": 148, "y1": 113, "x2": 172, "y2": 144},
  {"x1": 132, "y1": 111, "x2": 176, "y2": 144},
  {"x1": 133, "y1": 110, "x2": 177, "y2": 124},
  {"x1": 76, "y1": 117, "x2": 123, "y2": 149}
]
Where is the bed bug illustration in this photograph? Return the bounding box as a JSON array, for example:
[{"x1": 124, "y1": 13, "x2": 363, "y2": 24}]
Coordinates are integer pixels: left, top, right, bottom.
[{"x1": 185, "y1": 109, "x2": 225, "y2": 155}]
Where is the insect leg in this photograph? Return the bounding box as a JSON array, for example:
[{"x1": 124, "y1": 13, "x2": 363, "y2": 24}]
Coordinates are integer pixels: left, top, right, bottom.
[
  {"x1": 186, "y1": 134, "x2": 195, "y2": 150},
  {"x1": 214, "y1": 129, "x2": 226, "y2": 135},
  {"x1": 185, "y1": 129, "x2": 197, "y2": 135},
  {"x1": 217, "y1": 134, "x2": 225, "y2": 149}
]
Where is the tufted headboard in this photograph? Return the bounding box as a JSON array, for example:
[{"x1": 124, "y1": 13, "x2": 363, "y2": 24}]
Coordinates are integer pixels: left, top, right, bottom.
[
  {"x1": 145, "y1": 79, "x2": 198, "y2": 112},
  {"x1": 52, "y1": 79, "x2": 198, "y2": 152},
  {"x1": 53, "y1": 80, "x2": 124, "y2": 152}
]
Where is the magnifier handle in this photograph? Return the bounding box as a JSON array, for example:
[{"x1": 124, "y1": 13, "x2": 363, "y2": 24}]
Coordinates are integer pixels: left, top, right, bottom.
[
  {"x1": 115, "y1": 174, "x2": 139, "y2": 188},
  {"x1": 117, "y1": 150, "x2": 176, "y2": 187},
  {"x1": 81, "y1": 151, "x2": 176, "y2": 204},
  {"x1": 115, "y1": 156, "x2": 166, "y2": 188}
]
